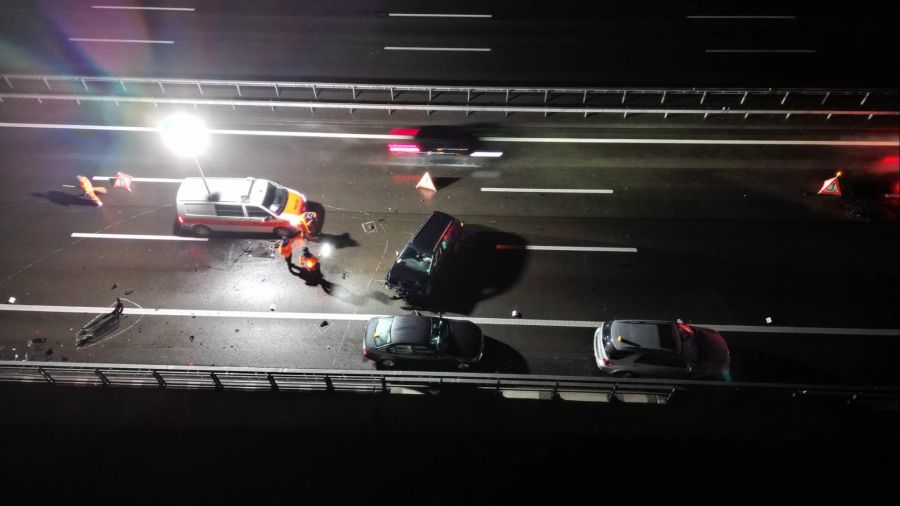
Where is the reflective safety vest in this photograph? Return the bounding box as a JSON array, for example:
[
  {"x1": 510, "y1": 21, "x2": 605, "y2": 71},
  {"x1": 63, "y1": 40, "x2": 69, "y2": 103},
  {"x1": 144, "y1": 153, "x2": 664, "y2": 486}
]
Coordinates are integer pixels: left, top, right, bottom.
[
  {"x1": 278, "y1": 239, "x2": 294, "y2": 260},
  {"x1": 299, "y1": 212, "x2": 317, "y2": 236},
  {"x1": 300, "y1": 251, "x2": 318, "y2": 270}
]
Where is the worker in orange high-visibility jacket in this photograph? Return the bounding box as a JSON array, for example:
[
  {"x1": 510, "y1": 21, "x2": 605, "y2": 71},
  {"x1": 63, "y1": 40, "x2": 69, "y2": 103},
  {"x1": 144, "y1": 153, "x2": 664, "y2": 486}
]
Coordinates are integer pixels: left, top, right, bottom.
[
  {"x1": 76, "y1": 175, "x2": 107, "y2": 206},
  {"x1": 299, "y1": 211, "x2": 318, "y2": 239},
  {"x1": 277, "y1": 236, "x2": 295, "y2": 270},
  {"x1": 299, "y1": 247, "x2": 319, "y2": 272}
]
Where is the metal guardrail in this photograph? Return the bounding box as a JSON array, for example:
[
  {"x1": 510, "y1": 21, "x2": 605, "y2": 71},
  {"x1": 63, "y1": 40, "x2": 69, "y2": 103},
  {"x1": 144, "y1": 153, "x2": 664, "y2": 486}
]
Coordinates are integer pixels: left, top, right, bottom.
[
  {"x1": 1, "y1": 360, "x2": 897, "y2": 408},
  {"x1": 2, "y1": 74, "x2": 897, "y2": 119}
]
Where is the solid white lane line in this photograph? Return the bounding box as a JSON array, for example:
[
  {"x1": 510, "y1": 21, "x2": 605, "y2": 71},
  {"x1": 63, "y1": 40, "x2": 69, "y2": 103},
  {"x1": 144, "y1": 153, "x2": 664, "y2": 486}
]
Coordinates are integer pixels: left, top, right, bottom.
[
  {"x1": 384, "y1": 46, "x2": 491, "y2": 52},
  {"x1": 699, "y1": 324, "x2": 899, "y2": 336},
  {"x1": 389, "y1": 13, "x2": 492, "y2": 18},
  {"x1": 482, "y1": 188, "x2": 614, "y2": 194},
  {"x1": 687, "y1": 16, "x2": 796, "y2": 19},
  {"x1": 480, "y1": 136, "x2": 897, "y2": 147},
  {"x1": 2, "y1": 304, "x2": 898, "y2": 336},
  {"x1": 69, "y1": 38, "x2": 175, "y2": 44},
  {"x1": 1, "y1": 123, "x2": 896, "y2": 147},
  {"x1": 497, "y1": 245, "x2": 638, "y2": 253},
  {"x1": 92, "y1": 176, "x2": 184, "y2": 183},
  {"x1": 706, "y1": 49, "x2": 815, "y2": 53},
  {"x1": 91, "y1": 5, "x2": 196, "y2": 11},
  {"x1": 71, "y1": 233, "x2": 207, "y2": 241}
]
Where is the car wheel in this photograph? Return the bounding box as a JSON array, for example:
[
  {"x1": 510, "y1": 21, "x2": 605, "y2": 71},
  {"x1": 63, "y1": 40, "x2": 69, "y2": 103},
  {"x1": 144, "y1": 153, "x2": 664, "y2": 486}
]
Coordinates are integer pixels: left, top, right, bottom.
[
  {"x1": 273, "y1": 227, "x2": 291, "y2": 238},
  {"x1": 381, "y1": 359, "x2": 395, "y2": 368},
  {"x1": 193, "y1": 225, "x2": 212, "y2": 238}
]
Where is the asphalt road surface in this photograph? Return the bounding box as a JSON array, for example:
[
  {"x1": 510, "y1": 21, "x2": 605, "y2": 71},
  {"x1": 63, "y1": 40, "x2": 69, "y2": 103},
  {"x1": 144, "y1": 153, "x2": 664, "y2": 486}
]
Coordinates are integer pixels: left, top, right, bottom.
[
  {"x1": 0, "y1": 0, "x2": 898, "y2": 87},
  {"x1": 0, "y1": 101, "x2": 897, "y2": 384}
]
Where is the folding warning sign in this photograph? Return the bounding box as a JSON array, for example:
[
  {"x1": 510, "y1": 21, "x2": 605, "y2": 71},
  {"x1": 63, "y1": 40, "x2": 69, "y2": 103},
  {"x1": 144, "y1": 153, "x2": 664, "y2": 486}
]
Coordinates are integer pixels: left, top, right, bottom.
[
  {"x1": 416, "y1": 172, "x2": 437, "y2": 192},
  {"x1": 817, "y1": 176, "x2": 841, "y2": 196},
  {"x1": 113, "y1": 172, "x2": 134, "y2": 192}
]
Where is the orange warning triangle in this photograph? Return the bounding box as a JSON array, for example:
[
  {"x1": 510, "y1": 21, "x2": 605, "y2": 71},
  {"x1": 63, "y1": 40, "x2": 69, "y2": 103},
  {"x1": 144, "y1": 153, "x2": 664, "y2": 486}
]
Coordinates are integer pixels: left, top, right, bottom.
[
  {"x1": 416, "y1": 172, "x2": 437, "y2": 192},
  {"x1": 817, "y1": 176, "x2": 841, "y2": 195}
]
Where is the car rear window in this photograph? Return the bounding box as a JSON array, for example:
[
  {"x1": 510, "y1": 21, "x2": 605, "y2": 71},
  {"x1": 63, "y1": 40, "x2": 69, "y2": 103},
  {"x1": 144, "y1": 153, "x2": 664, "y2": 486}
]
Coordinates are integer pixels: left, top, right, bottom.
[
  {"x1": 373, "y1": 318, "x2": 393, "y2": 347},
  {"x1": 602, "y1": 323, "x2": 634, "y2": 360}
]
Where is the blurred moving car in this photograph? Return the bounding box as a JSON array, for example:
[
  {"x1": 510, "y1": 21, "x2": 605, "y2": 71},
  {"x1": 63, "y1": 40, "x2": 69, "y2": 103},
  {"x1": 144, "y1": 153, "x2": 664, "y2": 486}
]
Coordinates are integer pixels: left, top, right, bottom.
[
  {"x1": 385, "y1": 211, "x2": 462, "y2": 299},
  {"x1": 388, "y1": 126, "x2": 501, "y2": 157},
  {"x1": 593, "y1": 320, "x2": 731, "y2": 380},
  {"x1": 363, "y1": 315, "x2": 484, "y2": 369},
  {"x1": 175, "y1": 177, "x2": 307, "y2": 237}
]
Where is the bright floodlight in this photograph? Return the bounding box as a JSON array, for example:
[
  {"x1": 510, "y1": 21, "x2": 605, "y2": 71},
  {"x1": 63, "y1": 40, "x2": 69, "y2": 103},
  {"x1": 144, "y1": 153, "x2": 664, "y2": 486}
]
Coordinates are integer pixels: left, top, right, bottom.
[{"x1": 160, "y1": 114, "x2": 209, "y2": 157}]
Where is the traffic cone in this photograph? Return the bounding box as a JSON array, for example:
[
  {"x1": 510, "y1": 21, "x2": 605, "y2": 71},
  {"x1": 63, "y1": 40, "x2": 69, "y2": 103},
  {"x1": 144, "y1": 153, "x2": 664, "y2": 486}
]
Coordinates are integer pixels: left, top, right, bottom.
[{"x1": 416, "y1": 172, "x2": 437, "y2": 192}]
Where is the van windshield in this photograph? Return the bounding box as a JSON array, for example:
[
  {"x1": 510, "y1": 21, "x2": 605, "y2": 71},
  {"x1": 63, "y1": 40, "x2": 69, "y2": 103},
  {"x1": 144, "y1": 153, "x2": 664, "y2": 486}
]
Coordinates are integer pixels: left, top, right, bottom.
[{"x1": 262, "y1": 183, "x2": 288, "y2": 214}]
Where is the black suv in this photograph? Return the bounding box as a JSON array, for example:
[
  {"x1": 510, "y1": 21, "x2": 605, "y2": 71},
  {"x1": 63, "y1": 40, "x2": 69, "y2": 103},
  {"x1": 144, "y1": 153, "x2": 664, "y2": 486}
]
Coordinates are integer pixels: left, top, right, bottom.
[{"x1": 385, "y1": 211, "x2": 462, "y2": 299}]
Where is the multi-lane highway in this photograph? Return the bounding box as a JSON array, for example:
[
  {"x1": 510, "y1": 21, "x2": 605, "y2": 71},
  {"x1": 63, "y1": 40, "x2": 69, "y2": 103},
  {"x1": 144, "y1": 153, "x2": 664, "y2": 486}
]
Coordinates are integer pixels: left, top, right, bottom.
[
  {"x1": 1, "y1": 0, "x2": 898, "y2": 87},
  {"x1": 1, "y1": 100, "x2": 897, "y2": 384}
]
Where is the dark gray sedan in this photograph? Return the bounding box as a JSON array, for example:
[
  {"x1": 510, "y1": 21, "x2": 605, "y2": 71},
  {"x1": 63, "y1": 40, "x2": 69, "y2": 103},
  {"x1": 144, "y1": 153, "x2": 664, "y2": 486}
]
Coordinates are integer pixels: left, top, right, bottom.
[{"x1": 363, "y1": 315, "x2": 484, "y2": 369}]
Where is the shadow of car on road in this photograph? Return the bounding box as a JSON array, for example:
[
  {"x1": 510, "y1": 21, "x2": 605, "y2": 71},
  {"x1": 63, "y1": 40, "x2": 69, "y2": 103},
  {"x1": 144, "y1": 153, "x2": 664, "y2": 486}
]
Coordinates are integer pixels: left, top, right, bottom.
[{"x1": 403, "y1": 224, "x2": 529, "y2": 315}]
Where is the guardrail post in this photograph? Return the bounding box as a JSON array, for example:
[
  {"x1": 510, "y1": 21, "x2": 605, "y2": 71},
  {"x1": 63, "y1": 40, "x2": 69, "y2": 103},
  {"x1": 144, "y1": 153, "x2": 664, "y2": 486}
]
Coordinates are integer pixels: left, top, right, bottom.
[
  {"x1": 95, "y1": 369, "x2": 111, "y2": 386},
  {"x1": 467, "y1": 88, "x2": 471, "y2": 104},
  {"x1": 543, "y1": 90, "x2": 548, "y2": 103},
  {"x1": 120, "y1": 79, "x2": 127, "y2": 93},
  {"x1": 81, "y1": 78, "x2": 89, "y2": 91},
  {"x1": 867, "y1": 113, "x2": 873, "y2": 120},
  {"x1": 607, "y1": 383, "x2": 619, "y2": 402},
  {"x1": 3, "y1": 76, "x2": 13, "y2": 89},
  {"x1": 665, "y1": 386, "x2": 678, "y2": 403},
  {"x1": 197, "y1": 82, "x2": 204, "y2": 96},
  {"x1": 38, "y1": 367, "x2": 55, "y2": 384},
  {"x1": 860, "y1": 92, "x2": 870, "y2": 106},
  {"x1": 43, "y1": 77, "x2": 52, "y2": 91},
  {"x1": 623, "y1": 110, "x2": 628, "y2": 119},
  {"x1": 210, "y1": 372, "x2": 223, "y2": 390},
  {"x1": 324, "y1": 375, "x2": 334, "y2": 392},
  {"x1": 381, "y1": 376, "x2": 388, "y2": 393},
  {"x1": 351, "y1": 86, "x2": 357, "y2": 100},
  {"x1": 785, "y1": 112, "x2": 791, "y2": 120},
  {"x1": 582, "y1": 90, "x2": 588, "y2": 104},
  {"x1": 312, "y1": 85, "x2": 318, "y2": 100},
  {"x1": 235, "y1": 83, "x2": 241, "y2": 97},
  {"x1": 744, "y1": 112, "x2": 750, "y2": 119},
  {"x1": 700, "y1": 90, "x2": 707, "y2": 104},
  {"x1": 428, "y1": 88, "x2": 432, "y2": 102},
  {"x1": 781, "y1": 91, "x2": 790, "y2": 105},
  {"x1": 152, "y1": 371, "x2": 166, "y2": 389},
  {"x1": 550, "y1": 380, "x2": 560, "y2": 401},
  {"x1": 621, "y1": 90, "x2": 627, "y2": 104},
  {"x1": 267, "y1": 373, "x2": 279, "y2": 392},
  {"x1": 740, "y1": 91, "x2": 748, "y2": 105},
  {"x1": 390, "y1": 87, "x2": 395, "y2": 100},
  {"x1": 507, "y1": 89, "x2": 511, "y2": 103},
  {"x1": 660, "y1": 90, "x2": 667, "y2": 104},
  {"x1": 274, "y1": 84, "x2": 280, "y2": 97},
  {"x1": 820, "y1": 91, "x2": 829, "y2": 105},
  {"x1": 826, "y1": 113, "x2": 832, "y2": 120},
  {"x1": 158, "y1": 82, "x2": 165, "y2": 94}
]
